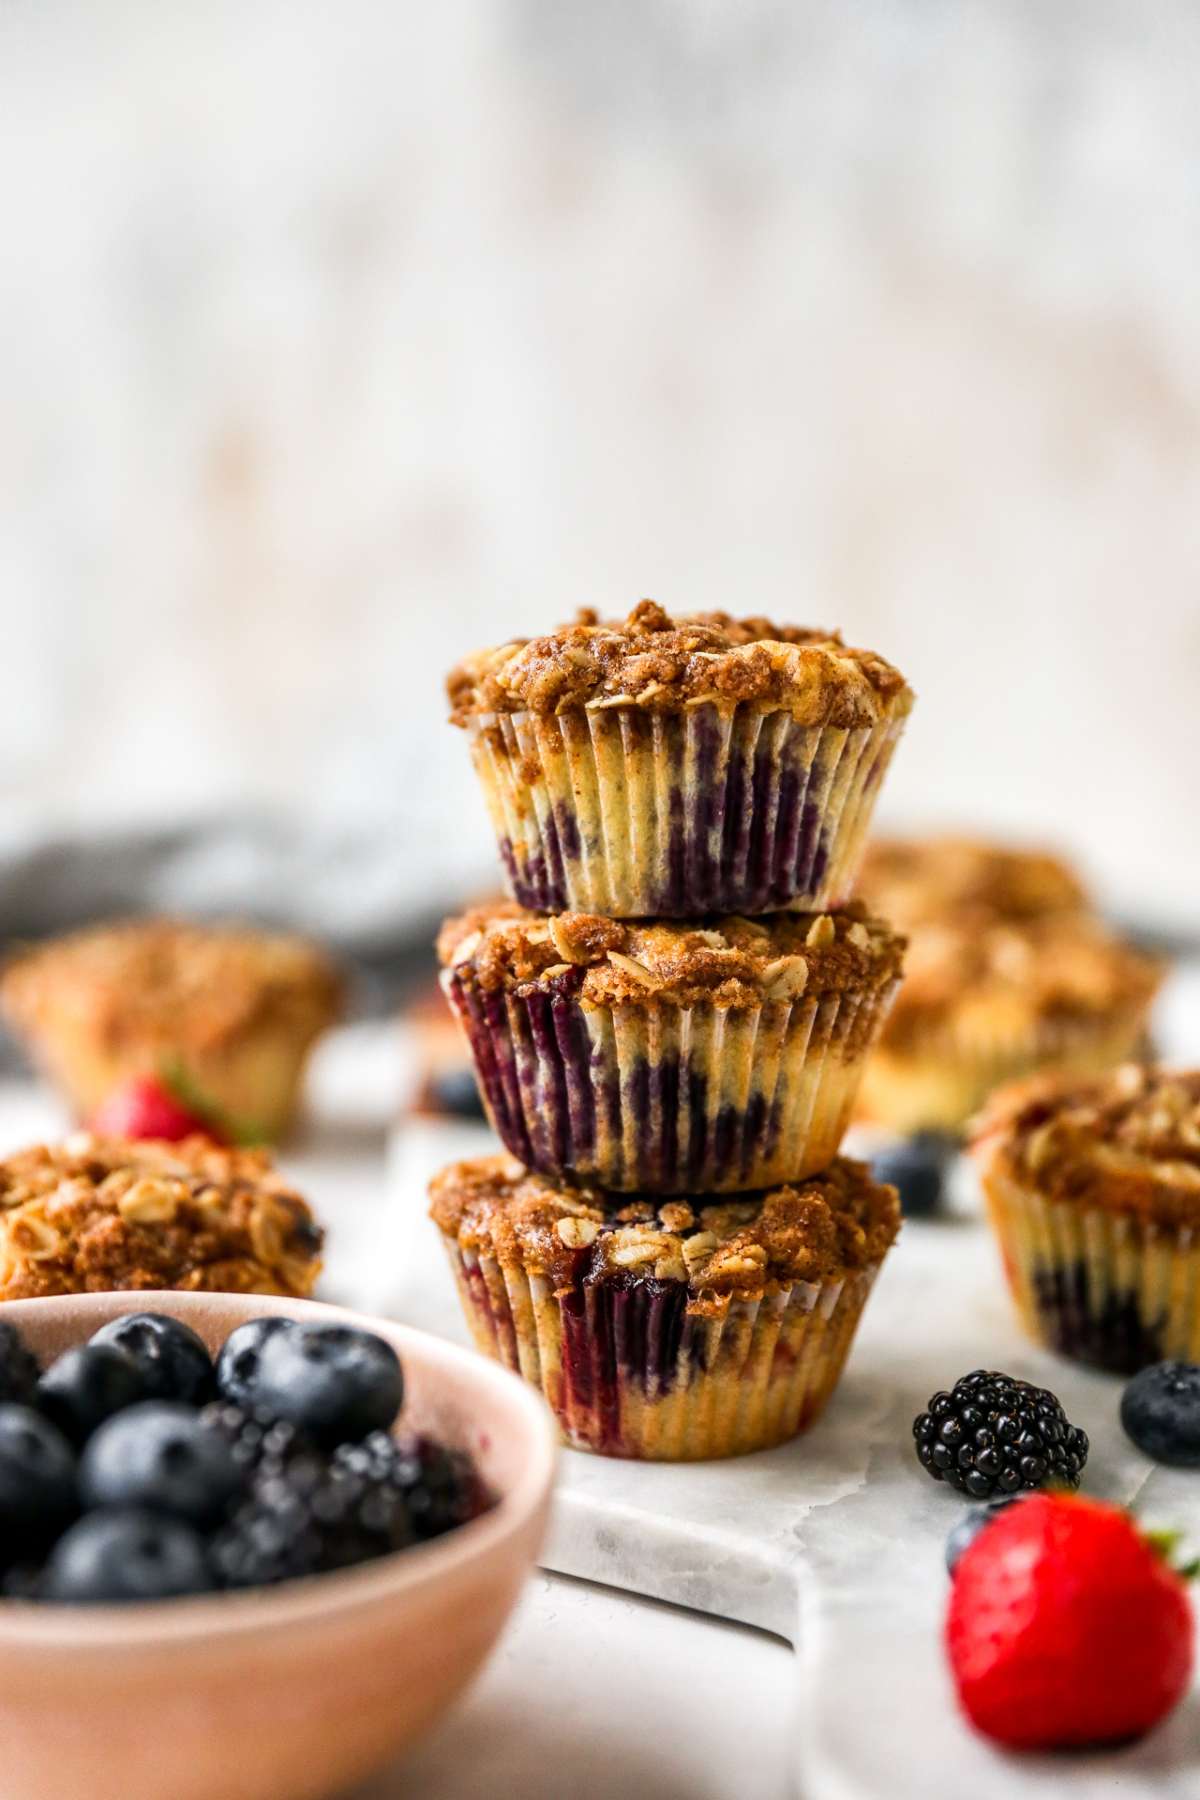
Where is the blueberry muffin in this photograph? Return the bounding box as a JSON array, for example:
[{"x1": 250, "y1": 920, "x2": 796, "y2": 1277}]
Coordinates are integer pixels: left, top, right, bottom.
[
  {"x1": 973, "y1": 1064, "x2": 1200, "y2": 1374},
  {"x1": 1, "y1": 919, "x2": 343, "y2": 1141},
  {"x1": 430, "y1": 1153, "x2": 899, "y2": 1459},
  {"x1": 438, "y1": 901, "x2": 904, "y2": 1192},
  {"x1": 858, "y1": 835, "x2": 1089, "y2": 931},
  {"x1": 0, "y1": 1135, "x2": 324, "y2": 1300},
  {"x1": 448, "y1": 599, "x2": 913, "y2": 918},
  {"x1": 853, "y1": 839, "x2": 1161, "y2": 1135}
]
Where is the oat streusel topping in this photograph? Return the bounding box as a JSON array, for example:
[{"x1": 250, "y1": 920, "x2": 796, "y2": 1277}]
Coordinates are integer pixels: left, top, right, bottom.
[
  {"x1": 858, "y1": 835, "x2": 1089, "y2": 930},
  {"x1": 429, "y1": 1154, "x2": 899, "y2": 1313},
  {"x1": 0, "y1": 1136, "x2": 324, "y2": 1299},
  {"x1": 438, "y1": 901, "x2": 904, "y2": 1008},
  {"x1": 973, "y1": 1065, "x2": 1200, "y2": 1226},
  {"x1": 447, "y1": 599, "x2": 913, "y2": 728},
  {"x1": 882, "y1": 912, "x2": 1161, "y2": 1050},
  {"x1": 0, "y1": 918, "x2": 342, "y2": 1054}
]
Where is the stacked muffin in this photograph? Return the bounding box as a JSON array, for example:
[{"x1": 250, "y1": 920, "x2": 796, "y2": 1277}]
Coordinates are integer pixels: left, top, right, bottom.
[{"x1": 429, "y1": 601, "x2": 912, "y2": 1459}]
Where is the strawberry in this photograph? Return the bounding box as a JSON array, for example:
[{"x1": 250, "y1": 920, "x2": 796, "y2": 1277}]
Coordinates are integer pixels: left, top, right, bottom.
[
  {"x1": 946, "y1": 1492, "x2": 1194, "y2": 1749},
  {"x1": 89, "y1": 1073, "x2": 221, "y2": 1144}
]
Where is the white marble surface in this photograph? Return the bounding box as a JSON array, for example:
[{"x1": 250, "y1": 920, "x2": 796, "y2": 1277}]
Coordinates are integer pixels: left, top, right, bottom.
[{"x1": 355, "y1": 1572, "x2": 792, "y2": 1800}]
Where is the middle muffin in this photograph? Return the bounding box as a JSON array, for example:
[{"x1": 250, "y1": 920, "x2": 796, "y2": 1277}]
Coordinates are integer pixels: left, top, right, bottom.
[{"x1": 439, "y1": 901, "x2": 905, "y2": 1192}]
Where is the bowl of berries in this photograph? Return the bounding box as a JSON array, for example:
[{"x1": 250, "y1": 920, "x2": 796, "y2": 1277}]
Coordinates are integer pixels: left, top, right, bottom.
[{"x1": 0, "y1": 1292, "x2": 558, "y2": 1800}]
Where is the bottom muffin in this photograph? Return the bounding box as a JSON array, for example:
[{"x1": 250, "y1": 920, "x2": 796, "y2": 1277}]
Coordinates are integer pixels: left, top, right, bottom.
[
  {"x1": 428, "y1": 1154, "x2": 899, "y2": 1460},
  {"x1": 973, "y1": 1064, "x2": 1200, "y2": 1374}
]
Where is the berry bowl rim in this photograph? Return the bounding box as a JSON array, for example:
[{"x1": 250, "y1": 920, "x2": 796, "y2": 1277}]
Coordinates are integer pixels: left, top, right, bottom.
[{"x1": 0, "y1": 1289, "x2": 559, "y2": 1646}]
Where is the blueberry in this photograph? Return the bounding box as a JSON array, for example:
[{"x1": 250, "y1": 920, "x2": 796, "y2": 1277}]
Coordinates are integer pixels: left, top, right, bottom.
[
  {"x1": 215, "y1": 1318, "x2": 296, "y2": 1411},
  {"x1": 44, "y1": 1510, "x2": 212, "y2": 1604},
  {"x1": 81, "y1": 1403, "x2": 243, "y2": 1526},
  {"x1": 0, "y1": 1321, "x2": 40, "y2": 1406},
  {"x1": 37, "y1": 1345, "x2": 150, "y2": 1446},
  {"x1": 251, "y1": 1324, "x2": 404, "y2": 1448},
  {"x1": 0, "y1": 1405, "x2": 78, "y2": 1549},
  {"x1": 88, "y1": 1313, "x2": 215, "y2": 1405},
  {"x1": 428, "y1": 1069, "x2": 486, "y2": 1121},
  {"x1": 1121, "y1": 1361, "x2": 1200, "y2": 1467},
  {"x1": 871, "y1": 1133, "x2": 955, "y2": 1218},
  {"x1": 945, "y1": 1494, "x2": 1028, "y2": 1574}
]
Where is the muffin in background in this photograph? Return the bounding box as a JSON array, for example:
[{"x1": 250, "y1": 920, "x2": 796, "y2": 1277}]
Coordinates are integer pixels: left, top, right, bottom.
[
  {"x1": 973, "y1": 1064, "x2": 1200, "y2": 1374},
  {"x1": 854, "y1": 838, "x2": 1162, "y2": 1136},
  {"x1": 0, "y1": 919, "x2": 343, "y2": 1142},
  {"x1": 0, "y1": 1134, "x2": 324, "y2": 1300},
  {"x1": 429, "y1": 1153, "x2": 899, "y2": 1460},
  {"x1": 448, "y1": 599, "x2": 913, "y2": 919},
  {"x1": 439, "y1": 900, "x2": 904, "y2": 1192},
  {"x1": 858, "y1": 835, "x2": 1089, "y2": 930}
]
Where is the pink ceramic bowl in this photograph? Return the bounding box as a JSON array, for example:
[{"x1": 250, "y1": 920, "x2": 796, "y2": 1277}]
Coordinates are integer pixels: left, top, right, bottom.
[{"x1": 0, "y1": 1291, "x2": 557, "y2": 1800}]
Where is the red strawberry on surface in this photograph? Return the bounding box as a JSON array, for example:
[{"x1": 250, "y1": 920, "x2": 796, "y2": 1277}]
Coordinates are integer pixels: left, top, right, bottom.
[
  {"x1": 947, "y1": 1492, "x2": 1194, "y2": 1750},
  {"x1": 89, "y1": 1073, "x2": 219, "y2": 1143}
]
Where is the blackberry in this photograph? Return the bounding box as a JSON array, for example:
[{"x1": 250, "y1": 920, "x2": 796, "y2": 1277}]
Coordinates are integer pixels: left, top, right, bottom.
[
  {"x1": 209, "y1": 1444, "x2": 415, "y2": 1589},
  {"x1": 381, "y1": 1430, "x2": 490, "y2": 1540},
  {"x1": 199, "y1": 1401, "x2": 311, "y2": 1478},
  {"x1": 208, "y1": 1428, "x2": 490, "y2": 1590},
  {"x1": 913, "y1": 1369, "x2": 1088, "y2": 1500}
]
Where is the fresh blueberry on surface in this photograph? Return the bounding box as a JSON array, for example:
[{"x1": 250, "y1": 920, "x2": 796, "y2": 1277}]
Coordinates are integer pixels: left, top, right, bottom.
[
  {"x1": 214, "y1": 1318, "x2": 296, "y2": 1411},
  {"x1": 1121, "y1": 1361, "x2": 1200, "y2": 1468},
  {"x1": 81, "y1": 1403, "x2": 243, "y2": 1526},
  {"x1": 89, "y1": 1313, "x2": 215, "y2": 1406},
  {"x1": 0, "y1": 1321, "x2": 40, "y2": 1407},
  {"x1": 250, "y1": 1325, "x2": 404, "y2": 1448},
  {"x1": 870, "y1": 1132, "x2": 956, "y2": 1218},
  {"x1": 945, "y1": 1494, "x2": 1028, "y2": 1574},
  {"x1": 0, "y1": 1405, "x2": 78, "y2": 1546},
  {"x1": 913, "y1": 1369, "x2": 1089, "y2": 1500},
  {"x1": 37, "y1": 1344, "x2": 150, "y2": 1447},
  {"x1": 44, "y1": 1510, "x2": 212, "y2": 1604},
  {"x1": 428, "y1": 1068, "x2": 487, "y2": 1121}
]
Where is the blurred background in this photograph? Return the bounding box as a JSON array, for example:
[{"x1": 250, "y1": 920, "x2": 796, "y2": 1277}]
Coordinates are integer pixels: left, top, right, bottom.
[{"x1": 2, "y1": 0, "x2": 1198, "y2": 962}]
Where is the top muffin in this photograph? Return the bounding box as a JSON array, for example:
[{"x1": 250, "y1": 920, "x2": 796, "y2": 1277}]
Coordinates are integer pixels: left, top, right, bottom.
[
  {"x1": 448, "y1": 599, "x2": 911, "y2": 726},
  {"x1": 448, "y1": 600, "x2": 913, "y2": 917},
  {"x1": 858, "y1": 835, "x2": 1088, "y2": 929}
]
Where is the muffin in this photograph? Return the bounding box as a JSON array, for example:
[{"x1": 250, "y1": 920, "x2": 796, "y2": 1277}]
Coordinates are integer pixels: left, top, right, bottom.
[
  {"x1": 429, "y1": 1153, "x2": 899, "y2": 1459},
  {"x1": 0, "y1": 1135, "x2": 324, "y2": 1300},
  {"x1": 854, "y1": 911, "x2": 1162, "y2": 1136},
  {"x1": 973, "y1": 1065, "x2": 1200, "y2": 1374},
  {"x1": 448, "y1": 599, "x2": 913, "y2": 918},
  {"x1": 858, "y1": 835, "x2": 1090, "y2": 930},
  {"x1": 438, "y1": 901, "x2": 904, "y2": 1192},
  {"x1": 0, "y1": 919, "x2": 343, "y2": 1141}
]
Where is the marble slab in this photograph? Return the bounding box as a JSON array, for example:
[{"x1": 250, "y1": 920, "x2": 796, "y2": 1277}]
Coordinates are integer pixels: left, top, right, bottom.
[{"x1": 389, "y1": 1115, "x2": 1200, "y2": 1799}]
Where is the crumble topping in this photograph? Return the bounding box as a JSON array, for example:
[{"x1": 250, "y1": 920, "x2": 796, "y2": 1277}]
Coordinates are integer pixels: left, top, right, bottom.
[
  {"x1": 973, "y1": 1065, "x2": 1200, "y2": 1226},
  {"x1": 1, "y1": 918, "x2": 343, "y2": 1054},
  {"x1": 429, "y1": 1153, "x2": 899, "y2": 1312},
  {"x1": 447, "y1": 599, "x2": 913, "y2": 728},
  {"x1": 0, "y1": 1135, "x2": 324, "y2": 1299},
  {"x1": 858, "y1": 835, "x2": 1089, "y2": 930},
  {"x1": 438, "y1": 901, "x2": 904, "y2": 1008},
  {"x1": 880, "y1": 913, "x2": 1161, "y2": 1050}
]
